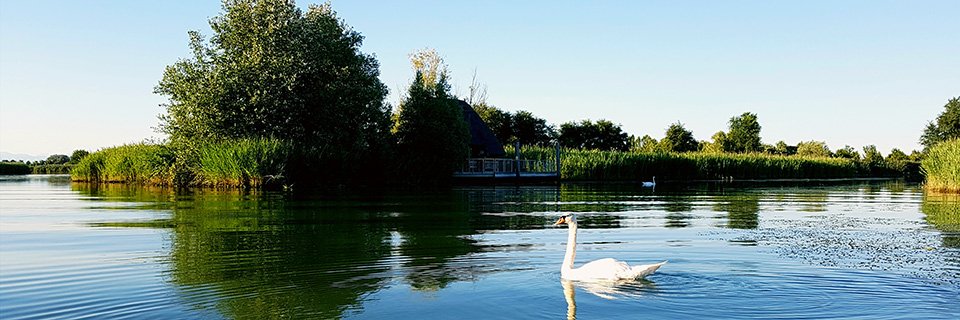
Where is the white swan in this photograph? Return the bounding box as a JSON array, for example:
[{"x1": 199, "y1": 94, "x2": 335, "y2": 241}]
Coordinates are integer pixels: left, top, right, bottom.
[
  {"x1": 555, "y1": 214, "x2": 665, "y2": 281},
  {"x1": 642, "y1": 176, "x2": 656, "y2": 187}
]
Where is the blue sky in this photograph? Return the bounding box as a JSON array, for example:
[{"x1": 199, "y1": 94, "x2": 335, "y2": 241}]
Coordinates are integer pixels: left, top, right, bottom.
[{"x1": 1, "y1": 1, "x2": 957, "y2": 159}]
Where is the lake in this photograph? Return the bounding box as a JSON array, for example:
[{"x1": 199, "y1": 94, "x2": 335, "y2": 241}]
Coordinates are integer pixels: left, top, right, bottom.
[{"x1": 0, "y1": 175, "x2": 958, "y2": 319}]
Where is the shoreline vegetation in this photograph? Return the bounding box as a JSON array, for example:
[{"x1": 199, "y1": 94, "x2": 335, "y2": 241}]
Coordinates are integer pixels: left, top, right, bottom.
[
  {"x1": 6, "y1": 1, "x2": 954, "y2": 194},
  {"x1": 921, "y1": 139, "x2": 960, "y2": 194}
]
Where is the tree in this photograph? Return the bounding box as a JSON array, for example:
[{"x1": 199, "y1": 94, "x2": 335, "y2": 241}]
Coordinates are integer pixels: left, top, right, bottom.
[
  {"x1": 558, "y1": 120, "x2": 630, "y2": 151},
  {"x1": 862, "y1": 145, "x2": 885, "y2": 167},
  {"x1": 659, "y1": 122, "x2": 698, "y2": 152},
  {"x1": 394, "y1": 65, "x2": 470, "y2": 184},
  {"x1": 833, "y1": 145, "x2": 860, "y2": 160},
  {"x1": 69, "y1": 150, "x2": 89, "y2": 165},
  {"x1": 473, "y1": 103, "x2": 513, "y2": 145},
  {"x1": 632, "y1": 135, "x2": 659, "y2": 153},
  {"x1": 46, "y1": 154, "x2": 70, "y2": 164},
  {"x1": 702, "y1": 131, "x2": 729, "y2": 154},
  {"x1": 920, "y1": 96, "x2": 960, "y2": 151},
  {"x1": 726, "y1": 112, "x2": 762, "y2": 153},
  {"x1": 511, "y1": 111, "x2": 554, "y2": 146},
  {"x1": 796, "y1": 141, "x2": 831, "y2": 158},
  {"x1": 774, "y1": 141, "x2": 797, "y2": 156},
  {"x1": 155, "y1": 0, "x2": 390, "y2": 152}
]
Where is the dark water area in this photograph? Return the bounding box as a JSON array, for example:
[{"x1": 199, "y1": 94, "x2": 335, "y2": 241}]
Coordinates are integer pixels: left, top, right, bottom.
[{"x1": 1, "y1": 175, "x2": 958, "y2": 319}]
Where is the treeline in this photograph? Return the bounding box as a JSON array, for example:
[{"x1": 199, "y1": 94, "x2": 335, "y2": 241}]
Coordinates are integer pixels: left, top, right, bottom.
[{"x1": 0, "y1": 150, "x2": 89, "y2": 175}]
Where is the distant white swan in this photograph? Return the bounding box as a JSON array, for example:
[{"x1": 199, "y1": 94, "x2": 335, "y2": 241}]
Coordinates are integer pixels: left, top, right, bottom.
[
  {"x1": 555, "y1": 214, "x2": 666, "y2": 281},
  {"x1": 642, "y1": 176, "x2": 656, "y2": 187}
]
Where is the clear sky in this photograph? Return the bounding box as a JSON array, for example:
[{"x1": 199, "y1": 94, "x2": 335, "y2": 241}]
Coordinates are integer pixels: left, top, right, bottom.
[{"x1": 1, "y1": 1, "x2": 957, "y2": 159}]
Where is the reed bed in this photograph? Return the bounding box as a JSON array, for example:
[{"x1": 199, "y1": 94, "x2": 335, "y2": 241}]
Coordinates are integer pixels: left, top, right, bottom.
[
  {"x1": 506, "y1": 145, "x2": 862, "y2": 181},
  {"x1": 194, "y1": 138, "x2": 293, "y2": 188},
  {"x1": 922, "y1": 139, "x2": 960, "y2": 193},
  {"x1": 71, "y1": 143, "x2": 175, "y2": 184}
]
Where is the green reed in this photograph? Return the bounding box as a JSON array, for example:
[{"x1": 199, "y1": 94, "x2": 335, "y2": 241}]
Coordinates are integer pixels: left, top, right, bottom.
[
  {"x1": 505, "y1": 145, "x2": 862, "y2": 181},
  {"x1": 71, "y1": 143, "x2": 175, "y2": 184},
  {"x1": 194, "y1": 137, "x2": 293, "y2": 188},
  {"x1": 922, "y1": 139, "x2": 960, "y2": 193}
]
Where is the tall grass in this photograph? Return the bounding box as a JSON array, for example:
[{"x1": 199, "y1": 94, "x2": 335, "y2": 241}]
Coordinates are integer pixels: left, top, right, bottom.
[
  {"x1": 506, "y1": 145, "x2": 865, "y2": 181},
  {"x1": 71, "y1": 143, "x2": 175, "y2": 184},
  {"x1": 193, "y1": 138, "x2": 293, "y2": 188},
  {"x1": 922, "y1": 139, "x2": 960, "y2": 193}
]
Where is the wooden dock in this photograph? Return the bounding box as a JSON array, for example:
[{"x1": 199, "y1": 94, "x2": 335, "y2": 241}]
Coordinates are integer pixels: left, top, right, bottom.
[{"x1": 453, "y1": 158, "x2": 559, "y2": 183}]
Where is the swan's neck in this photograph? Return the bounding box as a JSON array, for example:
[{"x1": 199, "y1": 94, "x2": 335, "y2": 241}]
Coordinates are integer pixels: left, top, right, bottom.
[{"x1": 562, "y1": 222, "x2": 577, "y2": 271}]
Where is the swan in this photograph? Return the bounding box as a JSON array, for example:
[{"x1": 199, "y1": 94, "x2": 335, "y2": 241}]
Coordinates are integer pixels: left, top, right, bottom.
[
  {"x1": 641, "y1": 176, "x2": 656, "y2": 187},
  {"x1": 555, "y1": 214, "x2": 666, "y2": 281}
]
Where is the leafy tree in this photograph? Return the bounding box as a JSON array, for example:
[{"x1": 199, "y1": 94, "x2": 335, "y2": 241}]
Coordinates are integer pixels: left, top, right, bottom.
[
  {"x1": 908, "y1": 150, "x2": 923, "y2": 161},
  {"x1": 796, "y1": 141, "x2": 831, "y2": 157},
  {"x1": 702, "y1": 131, "x2": 729, "y2": 154},
  {"x1": 726, "y1": 112, "x2": 762, "y2": 153},
  {"x1": 862, "y1": 145, "x2": 885, "y2": 167},
  {"x1": 511, "y1": 110, "x2": 554, "y2": 146},
  {"x1": 632, "y1": 135, "x2": 660, "y2": 153},
  {"x1": 920, "y1": 96, "x2": 960, "y2": 151},
  {"x1": 69, "y1": 150, "x2": 89, "y2": 165},
  {"x1": 833, "y1": 145, "x2": 860, "y2": 160},
  {"x1": 774, "y1": 141, "x2": 797, "y2": 156},
  {"x1": 155, "y1": 0, "x2": 390, "y2": 152},
  {"x1": 558, "y1": 119, "x2": 630, "y2": 151},
  {"x1": 886, "y1": 148, "x2": 909, "y2": 163},
  {"x1": 473, "y1": 103, "x2": 513, "y2": 145},
  {"x1": 658, "y1": 122, "x2": 698, "y2": 152},
  {"x1": 46, "y1": 154, "x2": 70, "y2": 165},
  {"x1": 394, "y1": 68, "x2": 470, "y2": 184}
]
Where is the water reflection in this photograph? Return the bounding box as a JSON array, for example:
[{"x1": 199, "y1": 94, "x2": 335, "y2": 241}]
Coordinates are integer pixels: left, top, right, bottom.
[
  {"x1": 562, "y1": 279, "x2": 658, "y2": 319},
  {"x1": 66, "y1": 180, "x2": 953, "y2": 319},
  {"x1": 922, "y1": 193, "x2": 960, "y2": 248}
]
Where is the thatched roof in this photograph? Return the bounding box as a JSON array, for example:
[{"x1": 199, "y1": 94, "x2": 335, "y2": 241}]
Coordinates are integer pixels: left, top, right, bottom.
[{"x1": 459, "y1": 100, "x2": 506, "y2": 157}]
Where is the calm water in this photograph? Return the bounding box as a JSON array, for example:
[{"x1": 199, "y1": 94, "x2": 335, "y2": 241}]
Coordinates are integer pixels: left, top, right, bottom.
[{"x1": 1, "y1": 175, "x2": 958, "y2": 319}]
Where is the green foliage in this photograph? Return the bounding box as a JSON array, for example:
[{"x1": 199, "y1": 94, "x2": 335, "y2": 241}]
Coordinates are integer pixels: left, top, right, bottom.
[
  {"x1": 511, "y1": 110, "x2": 554, "y2": 146},
  {"x1": 796, "y1": 141, "x2": 831, "y2": 158},
  {"x1": 69, "y1": 150, "x2": 90, "y2": 164},
  {"x1": 726, "y1": 112, "x2": 762, "y2": 153},
  {"x1": 659, "y1": 122, "x2": 698, "y2": 153},
  {"x1": 394, "y1": 72, "x2": 470, "y2": 185},
  {"x1": 921, "y1": 139, "x2": 960, "y2": 193},
  {"x1": 920, "y1": 96, "x2": 960, "y2": 151},
  {"x1": 71, "y1": 143, "x2": 176, "y2": 184},
  {"x1": 46, "y1": 154, "x2": 70, "y2": 164},
  {"x1": 0, "y1": 162, "x2": 31, "y2": 175},
  {"x1": 558, "y1": 119, "x2": 629, "y2": 151},
  {"x1": 32, "y1": 164, "x2": 73, "y2": 174},
  {"x1": 473, "y1": 103, "x2": 513, "y2": 144},
  {"x1": 631, "y1": 135, "x2": 660, "y2": 153},
  {"x1": 194, "y1": 138, "x2": 293, "y2": 188},
  {"x1": 473, "y1": 104, "x2": 554, "y2": 146},
  {"x1": 774, "y1": 141, "x2": 797, "y2": 156},
  {"x1": 560, "y1": 149, "x2": 859, "y2": 181},
  {"x1": 834, "y1": 145, "x2": 860, "y2": 160},
  {"x1": 155, "y1": 0, "x2": 390, "y2": 153}
]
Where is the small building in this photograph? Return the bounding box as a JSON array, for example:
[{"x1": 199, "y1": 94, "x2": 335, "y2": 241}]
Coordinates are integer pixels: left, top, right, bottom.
[
  {"x1": 459, "y1": 100, "x2": 506, "y2": 158},
  {"x1": 455, "y1": 100, "x2": 559, "y2": 183}
]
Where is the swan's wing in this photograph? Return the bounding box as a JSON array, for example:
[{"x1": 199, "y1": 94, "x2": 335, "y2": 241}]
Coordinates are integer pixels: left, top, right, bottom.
[
  {"x1": 623, "y1": 260, "x2": 667, "y2": 279},
  {"x1": 567, "y1": 258, "x2": 631, "y2": 280}
]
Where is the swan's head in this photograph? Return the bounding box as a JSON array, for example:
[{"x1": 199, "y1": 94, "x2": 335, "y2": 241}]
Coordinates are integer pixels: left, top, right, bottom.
[{"x1": 554, "y1": 213, "x2": 577, "y2": 226}]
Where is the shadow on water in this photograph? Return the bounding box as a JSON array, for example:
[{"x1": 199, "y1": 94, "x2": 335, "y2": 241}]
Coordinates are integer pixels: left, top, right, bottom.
[{"x1": 72, "y1": 184, "x2": 563, "y2": 319}]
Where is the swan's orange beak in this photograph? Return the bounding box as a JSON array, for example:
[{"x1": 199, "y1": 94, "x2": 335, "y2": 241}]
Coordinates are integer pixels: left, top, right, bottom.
[{"x1": 554, "y1": 216, "x2": 566, "y2": 225}]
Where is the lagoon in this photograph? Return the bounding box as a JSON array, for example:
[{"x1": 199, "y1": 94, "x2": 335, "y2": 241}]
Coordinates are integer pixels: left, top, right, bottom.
[{"x1": 0, "y1": 175, "x2": 957, "y2": 319}]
